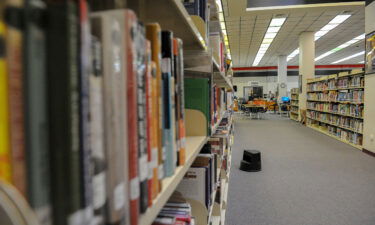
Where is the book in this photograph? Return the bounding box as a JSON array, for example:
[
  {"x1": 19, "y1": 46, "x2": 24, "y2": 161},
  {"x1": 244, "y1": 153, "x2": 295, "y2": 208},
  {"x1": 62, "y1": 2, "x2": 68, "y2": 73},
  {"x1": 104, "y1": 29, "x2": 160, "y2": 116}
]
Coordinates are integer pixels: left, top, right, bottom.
[
  {"x1": 125, "y1": 9, "x2": 140, "y2": 225},
  {"x1": 0, "y1": 10, "x2": 12, "y2": 184},
  {"x1": 150, "y1": 61, "x2": 160, "y2": 200},
  {"x1": 184, "y1": 78, "x2": 211, "y2": 136},
  {"x1": 46, "y1": 2, "x2": 83, "y2": 224},
  {"x1": 173, "y1": 38, "x2": 186, "y2": 166},
  {"x1": 145, "y1": 41, "x2": 157, "y2": 206},
  {"x1": 135, "y1": 23, "x2": 148, "y2": 213},
  {"x1": 78, "y1": 1, "x2": 94, "y2": 223},
  {"x1": 23, "y1": 0, "x2": 51, "y2": 224},
  {"x1": 146, "y1": 23, "x2": 163, "y2": 190},
  {"x1": 161, "y1": 30, "x2": 176, "y2": 178},
  {"x1": 5, "y1": 0, "x2": 27, "y2": 197},
  {"x1": 91, "y1": 9, "x2": 130, "y2": 225},
  {"x1": 89, "y1": 35, "x2": 107, "y2": 225}
]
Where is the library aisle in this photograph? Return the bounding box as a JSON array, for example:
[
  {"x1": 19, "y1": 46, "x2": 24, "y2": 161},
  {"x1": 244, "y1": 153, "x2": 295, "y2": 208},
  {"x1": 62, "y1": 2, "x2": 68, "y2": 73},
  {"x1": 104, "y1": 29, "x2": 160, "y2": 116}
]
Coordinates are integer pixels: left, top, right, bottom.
[{"x1": 227, "y1": 115, "x2": 375, "y2": 225}]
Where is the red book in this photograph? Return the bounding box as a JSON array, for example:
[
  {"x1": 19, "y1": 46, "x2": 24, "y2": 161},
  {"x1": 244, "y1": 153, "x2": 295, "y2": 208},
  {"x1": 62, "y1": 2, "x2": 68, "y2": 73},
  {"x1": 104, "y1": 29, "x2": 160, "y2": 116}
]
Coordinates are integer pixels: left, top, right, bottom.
[{"x1": 125, "y1": 10, "x2": 139, "y2": 225}]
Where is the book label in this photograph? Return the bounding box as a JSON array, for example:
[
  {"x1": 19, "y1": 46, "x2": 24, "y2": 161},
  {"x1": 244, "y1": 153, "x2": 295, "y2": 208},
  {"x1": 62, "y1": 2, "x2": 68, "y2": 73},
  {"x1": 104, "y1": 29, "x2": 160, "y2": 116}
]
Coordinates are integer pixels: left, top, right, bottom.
[
  {"x1": 93, "y1": 172, "x2": 106, "y2": 209},
  {"x1": 68, "y1": 209, "x2": 84, "y2": 225},
  {"x1": 139, "y1": 155, "x2": 148, "y2": 181},
  {"x1": 130, "y1": 177, "x2": 140, "y2": 200},
  {"x1": 114, "y1": 182, "x2": 125, "y2": 210},
  {"x1": 158, "y1": 165, "x2": 164, "y2": 179}
]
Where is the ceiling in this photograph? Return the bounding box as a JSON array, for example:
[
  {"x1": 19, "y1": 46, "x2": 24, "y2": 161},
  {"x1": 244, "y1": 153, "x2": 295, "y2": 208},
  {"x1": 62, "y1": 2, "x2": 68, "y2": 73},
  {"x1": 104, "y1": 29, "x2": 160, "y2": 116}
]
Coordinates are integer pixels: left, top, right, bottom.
[{"x1": 222, "y1": 0, "x2": 365, "y2": 67}]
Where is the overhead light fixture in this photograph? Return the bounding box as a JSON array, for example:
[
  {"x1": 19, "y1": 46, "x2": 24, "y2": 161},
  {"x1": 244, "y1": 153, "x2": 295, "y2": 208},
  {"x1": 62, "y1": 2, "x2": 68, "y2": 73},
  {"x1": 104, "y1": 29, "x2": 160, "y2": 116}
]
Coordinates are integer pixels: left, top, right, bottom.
[
  {"x1": 315, "y1": 33, "x2": 365, "y2": 61},
  {"x1": 315, "y1": 14, "x2": 351, "y2": 41},
  {"x1": 331, "y1": 51, "x2": 365, "y2": 64},
  {"x1": 358, "y1": 61, "x2": 364, "y2": 63},
  {"x1": 253, "y1": 16, "x2": 286, "y2": 66},
  {"x1": 287, "y1": 13, "x2": 351, "y2": 62}
]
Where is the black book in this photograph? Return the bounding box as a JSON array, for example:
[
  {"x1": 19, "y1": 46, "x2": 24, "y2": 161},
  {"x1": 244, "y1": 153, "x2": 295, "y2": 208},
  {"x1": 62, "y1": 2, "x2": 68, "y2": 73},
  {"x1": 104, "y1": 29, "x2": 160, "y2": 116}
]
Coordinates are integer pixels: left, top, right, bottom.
[{"x1": 46, "y1": 2, "x2": 83, "y2": 225}]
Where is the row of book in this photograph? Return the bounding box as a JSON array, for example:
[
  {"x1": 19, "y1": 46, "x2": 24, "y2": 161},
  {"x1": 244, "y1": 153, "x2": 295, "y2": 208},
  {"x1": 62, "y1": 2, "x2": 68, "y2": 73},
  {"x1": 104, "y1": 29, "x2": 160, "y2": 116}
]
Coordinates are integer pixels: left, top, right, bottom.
[
  {"x1": 290, "y1": 106, "x2": 299, "y2": 114},
  {"x1": 152, "y1": 197, "x2": 195, "y2": 225},
  {"x1": 307, "y1": 74, "x2": 364, "y2": 92},
  {"x1": 307, "y1": 111, "x2": 363, "y2": 133},
  {"x1": 307, "y1": 90, "x2": 364, "y2": 103},
  {"x1": 307, "y1": 78, "x2": 336, "y2": 91},
  {"x1": 307, "y1": 121, "x2": 363, "y2": 146},
  {"x1": 175, "y1": 136, "x2": 231, "y2": 214},
  {"x1": 307, "y1": 102, "x2": 364, "y2": 118},
  {"x1": 337, "y1": 75, "x2": 364, "y2": 89},
  {"x1": 0, "y1": 2, "x2": 194, "y2": 225}
]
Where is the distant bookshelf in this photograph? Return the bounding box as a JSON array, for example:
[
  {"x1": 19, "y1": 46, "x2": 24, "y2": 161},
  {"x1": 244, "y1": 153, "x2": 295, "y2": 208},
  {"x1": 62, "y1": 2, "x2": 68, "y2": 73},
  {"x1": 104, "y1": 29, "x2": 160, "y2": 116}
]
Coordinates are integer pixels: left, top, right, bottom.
[
  {"x1": 306, "y1": 70, "x2": 364, "y2": 149},
  {"x1": 290, "y1": 88, "x2": 299, "y2": 122}
]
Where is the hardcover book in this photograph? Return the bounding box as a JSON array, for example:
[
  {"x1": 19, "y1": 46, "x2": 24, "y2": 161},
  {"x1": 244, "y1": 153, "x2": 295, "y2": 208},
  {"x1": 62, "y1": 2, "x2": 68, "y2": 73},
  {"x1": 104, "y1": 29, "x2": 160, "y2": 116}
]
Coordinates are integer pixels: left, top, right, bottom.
[
  {"x1": 146, "y1": 23, "x2": 163, "y2": 190},
  {"x1": 23, "y1": 0, "x2": 51, "y2": 224},
  {"x1": 0, "y1": 12, "x2": 11, "y2": 184},
  {"x1": 46, "y1": 2, "x2": 83, "y2": 224},
  {"x1": 5, "y1": 0, "x2": 27, "y2": 197},
  {"x1": 125, "y1": 9, "x2": 140, "y2": 225},
  {"x1": 89, "y1": 35, "x2": 107, "y2": 225},
  {"x1": 91, "y1": 9, "x2": 130, "y2": 225},
  {"x1": 161, "y1": 30, "x2": 176, "y2": 178}
]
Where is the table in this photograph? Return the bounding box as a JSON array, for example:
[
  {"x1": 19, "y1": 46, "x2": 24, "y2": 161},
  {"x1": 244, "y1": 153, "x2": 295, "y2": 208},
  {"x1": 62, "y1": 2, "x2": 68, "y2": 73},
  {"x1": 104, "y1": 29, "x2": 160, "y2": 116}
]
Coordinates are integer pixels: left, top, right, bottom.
[{"x1": 242, "y1": 104, "x2": 267, "y2": 119}]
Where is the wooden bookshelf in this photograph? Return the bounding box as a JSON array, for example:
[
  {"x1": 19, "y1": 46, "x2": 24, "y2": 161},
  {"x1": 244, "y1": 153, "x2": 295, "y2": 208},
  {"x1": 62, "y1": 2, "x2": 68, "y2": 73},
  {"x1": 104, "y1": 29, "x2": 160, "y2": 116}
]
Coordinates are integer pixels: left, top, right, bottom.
[
  {"x1": 307, "y1": 125, "x2": 362, "y2": 150},
  {"x1": 139, "y1": 136, "x2": 208, "y2": 225},
  {"x1": 290, "y1": 88, "x2": 299, "y2": 122},
  {"x1": 306, "y1": 70, "x2": 364, "y2": 149}
]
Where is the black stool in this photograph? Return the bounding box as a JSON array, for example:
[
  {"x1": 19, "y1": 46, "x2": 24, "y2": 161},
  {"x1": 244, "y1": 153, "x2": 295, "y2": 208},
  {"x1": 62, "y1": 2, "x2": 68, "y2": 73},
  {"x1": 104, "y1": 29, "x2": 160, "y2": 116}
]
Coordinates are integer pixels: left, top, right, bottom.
[{"x1": 240, "y1": 150, "x2": 261, "y2": 172}]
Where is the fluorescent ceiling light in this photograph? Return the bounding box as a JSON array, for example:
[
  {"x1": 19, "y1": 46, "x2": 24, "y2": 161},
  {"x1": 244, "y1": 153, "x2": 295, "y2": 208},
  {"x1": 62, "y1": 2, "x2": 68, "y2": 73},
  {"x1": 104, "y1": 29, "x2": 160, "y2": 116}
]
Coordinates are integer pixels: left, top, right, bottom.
[
  {"x1": 270, "y1": 18, "x2": 286, "y2": 26},
  {"x1": 267, "y1": 26, "x2": 281, "y2": 33},
  {"x1": 331, "y1": 51, "x2": 365, "y2": 64},
  {"x1": 287, "y1": 14, "x2": 351, "y2": 62},
  {"x1": 253, "y1": 17, "x2": 287, "y2": 66},
  {"x1": 329, "y1": 14, "x2": 351, "y2": 24},
  {"x1": 358, "y1": 61, "x2": 364, "y2": 63},
  {"x1": 315, "y1": 33, "x2": 365, "y2": 61},
  {"x1": 265, "y1": 33, "x2": 277, "y2": 38}
]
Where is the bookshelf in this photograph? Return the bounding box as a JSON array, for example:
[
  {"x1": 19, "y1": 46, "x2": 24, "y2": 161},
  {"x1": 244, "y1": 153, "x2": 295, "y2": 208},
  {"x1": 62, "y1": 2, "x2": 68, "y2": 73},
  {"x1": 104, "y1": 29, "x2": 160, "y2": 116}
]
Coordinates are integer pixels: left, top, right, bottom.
[
  {"x1": 290, "y1": 88, "x2": 299, "y2": 122},
  {"x1": 139, "y1": 136, "x2": 208, "y2": 225},
  {"x1": 0, "y1": 0, "x2": 234, "y2": 224},
  {"x1": 306, "y1": 70, "x2": 364, "y2": 149},
  {"x1": 137, "y1": 0, "x2": 208, "y2": 51}
]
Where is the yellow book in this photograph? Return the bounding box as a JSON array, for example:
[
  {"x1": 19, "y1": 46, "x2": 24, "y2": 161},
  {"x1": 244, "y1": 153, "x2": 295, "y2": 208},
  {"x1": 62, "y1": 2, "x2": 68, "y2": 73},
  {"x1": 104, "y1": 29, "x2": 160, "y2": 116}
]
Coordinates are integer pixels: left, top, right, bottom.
[{"x1": 0, "y1": 20, "x2": 12, "y2": 183}]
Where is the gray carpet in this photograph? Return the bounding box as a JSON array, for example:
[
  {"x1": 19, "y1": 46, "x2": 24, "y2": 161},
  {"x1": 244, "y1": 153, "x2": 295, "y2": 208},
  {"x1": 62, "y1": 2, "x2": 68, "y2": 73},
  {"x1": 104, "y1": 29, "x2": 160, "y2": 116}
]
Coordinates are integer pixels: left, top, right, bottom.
[{"x1": 226, "y1": 114, "x2": 375, "y2": 225}]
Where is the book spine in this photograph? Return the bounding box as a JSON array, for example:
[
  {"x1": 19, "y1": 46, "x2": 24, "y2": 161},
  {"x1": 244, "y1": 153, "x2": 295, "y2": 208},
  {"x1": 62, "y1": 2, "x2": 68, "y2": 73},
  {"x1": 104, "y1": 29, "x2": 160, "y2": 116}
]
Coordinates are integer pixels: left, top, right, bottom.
[
  {"x1": 5, "y1": 2, "x2": 27, "y2": 197},
  {"x1": 176, "y1": 39, "x2": 186, "y2": 166},
  {"x1": 172, "y1": 39, "x2": 180, "y2": 167},
  {"x1": 92, "y1": 12, "x2": 127, "y2": 224},
  {"x1": 23, "y1": 0, "x2": 52, "y2": 224},
  {"x1": 46, "y1": 2, "x2": 83, "y2": 225},
  {"x1": 161, "y1": 58, "x2": 175, "y2": 178},
  {"x1": 145, "y1": 23, "x2": 163, "y2": 192},
  {"x1": 89, "y1": 35, "x2": 106, "y2": 225},
  {"x1": 125, "y1": 10, "x2": 139, "y2": 225},
  {"x1": 0, "y1": 18, "x2": 12, "y2": 183},
  {"x1": 135, "y1": 23, "x2": 148, "y2": 213},
  {"x1": 150, "y1": 62, "x2": 159, "y2": 201},
  {"x1": 78, "y1": 0, "x2": 94, "y2": 223},
  {"x1": 145, "y1": 41, "x2": 154, "y2": 207}
]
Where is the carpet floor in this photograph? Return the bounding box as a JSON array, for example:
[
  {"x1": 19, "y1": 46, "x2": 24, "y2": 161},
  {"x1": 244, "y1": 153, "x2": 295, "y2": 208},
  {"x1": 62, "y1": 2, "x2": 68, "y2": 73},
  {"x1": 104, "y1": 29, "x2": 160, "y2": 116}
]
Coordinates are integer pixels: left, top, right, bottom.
[{"x1": 226, "y1": 114, "x2": 375, "y2": 225}]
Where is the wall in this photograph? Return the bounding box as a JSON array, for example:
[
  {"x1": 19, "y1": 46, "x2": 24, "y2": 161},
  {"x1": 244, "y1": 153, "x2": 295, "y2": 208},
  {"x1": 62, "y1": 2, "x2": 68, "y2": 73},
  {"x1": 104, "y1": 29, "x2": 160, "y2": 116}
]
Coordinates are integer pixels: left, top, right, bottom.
[
  {"x1": 363, "y1": 0, "x2": 375, "y2": 153},
  {"x1": 233, "y1": 76, "x2": 299, "y2": 98}
]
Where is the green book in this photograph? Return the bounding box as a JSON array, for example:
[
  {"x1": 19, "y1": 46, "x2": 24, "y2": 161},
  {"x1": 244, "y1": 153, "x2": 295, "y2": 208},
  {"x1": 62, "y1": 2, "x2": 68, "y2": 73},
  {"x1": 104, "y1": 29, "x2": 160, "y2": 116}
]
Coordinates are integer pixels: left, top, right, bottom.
[
  {"x1": 184, "y1": 78, "x2": 211, "y2": 135},
  {"x1": 23, "y1": 0, "x2": 51, "y2": 224}
]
